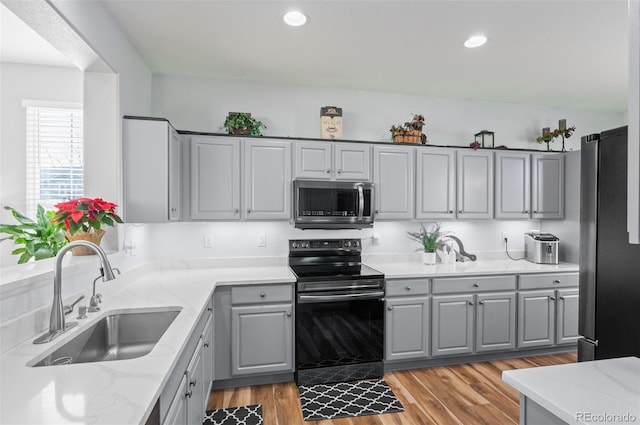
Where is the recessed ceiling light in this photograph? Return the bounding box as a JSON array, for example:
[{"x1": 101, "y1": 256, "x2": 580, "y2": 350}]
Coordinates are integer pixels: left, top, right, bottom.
[
  {"x1": 283, "y1": 10, "x2": 307, "y2": 27},
  {"x1": 464, "y1": 35, "x2": 488, "y2": 48}
]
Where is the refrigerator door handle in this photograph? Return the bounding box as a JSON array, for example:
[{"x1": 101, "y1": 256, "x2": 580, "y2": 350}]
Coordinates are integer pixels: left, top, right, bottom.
[{"x1": 580, "y1": 337, "x2": 599, "y2": 346}]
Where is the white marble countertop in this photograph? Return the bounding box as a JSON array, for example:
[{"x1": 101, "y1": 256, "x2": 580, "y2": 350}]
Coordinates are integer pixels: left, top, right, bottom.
[
  {"x1": 366, "y1": 259, "x2": 579, "y2": 279},
  {"x1": 503, "y1": 357, "x2": 640, "y2": 425},
  {"x1": 0, "y1": 265, "x2": 295, "y2": 425}
]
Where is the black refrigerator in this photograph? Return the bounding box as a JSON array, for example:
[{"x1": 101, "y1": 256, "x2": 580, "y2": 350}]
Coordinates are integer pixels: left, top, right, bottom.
[{"x1": 578, "y1": 125, "x2": 640, "y2": 361}]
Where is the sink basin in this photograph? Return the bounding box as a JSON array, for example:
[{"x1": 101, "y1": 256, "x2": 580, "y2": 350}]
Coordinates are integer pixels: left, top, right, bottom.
[{"x1": 31, "y1": 309, "x2": 180, "y2": 367}]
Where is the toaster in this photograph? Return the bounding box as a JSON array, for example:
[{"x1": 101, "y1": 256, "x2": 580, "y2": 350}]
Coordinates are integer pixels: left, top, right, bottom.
[{"x1": 524, "y1": 232, "x2": 559, "y2": 264}]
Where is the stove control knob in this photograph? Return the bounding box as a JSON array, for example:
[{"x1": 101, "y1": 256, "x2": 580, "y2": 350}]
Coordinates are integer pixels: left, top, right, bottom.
[
  {"x1": 344, "y1": 241, "x2": 351, "y2": 248},
  {"x1": 352, "y1": 240, "x2": 359, "y2": 248},
  {"x1": 292, "y1": 242, "x2": 298, "y2": 248}
]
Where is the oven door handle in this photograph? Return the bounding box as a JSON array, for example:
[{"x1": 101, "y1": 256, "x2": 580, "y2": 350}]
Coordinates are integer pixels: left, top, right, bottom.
[
  {"x1": 356, "y1": 183, "x2": 364, "y2": 221},
  {"x1": 298, "y1": 291, "x2": 384, "y2": 303}
]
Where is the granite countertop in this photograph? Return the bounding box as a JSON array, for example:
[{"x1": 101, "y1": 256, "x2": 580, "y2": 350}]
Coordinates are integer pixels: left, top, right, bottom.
[
  {"x1": 0, "y1": 265, "x2": 295, "y2": 425},
  {"x1": 366, "y1": 259, "x2": 579, "y2": 279},
  {"x1": 502, "y1": 356, "x2": 640, "y2": 425}
]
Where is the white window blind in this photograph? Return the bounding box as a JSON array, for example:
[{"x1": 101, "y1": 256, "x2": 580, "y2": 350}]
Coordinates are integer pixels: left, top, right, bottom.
[{"x1": 25, "y1": 102, "x2": 84, "y2": 218}]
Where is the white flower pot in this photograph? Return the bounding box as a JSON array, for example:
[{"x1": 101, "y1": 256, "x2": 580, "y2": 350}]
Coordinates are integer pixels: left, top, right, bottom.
[{"x1": 423, "y1": 252, "x2": 436, "y2": 265}]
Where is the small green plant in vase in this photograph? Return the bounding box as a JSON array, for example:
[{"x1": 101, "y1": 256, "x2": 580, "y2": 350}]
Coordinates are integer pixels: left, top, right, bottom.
[
  {"x1": 222, "y1": 112, "x2": 266, "y2": 136},
  {"x1": 407, "y1": 222, "x2": 449, "y2": 265}
]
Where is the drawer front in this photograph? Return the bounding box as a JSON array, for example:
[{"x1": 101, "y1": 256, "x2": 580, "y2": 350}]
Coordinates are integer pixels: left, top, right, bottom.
[
  {"x1": 386, "y1": 279, "x2": 430, "y2": 297},
  {"x1": 432, "y1": 275, "x2": 516, "y2": 294},
  {"x1": 231, "y1": 284, "x2": 293, "y2": 304},
  {"x1": 518, "y1": 273, "x2": 578, "y2": 290}
]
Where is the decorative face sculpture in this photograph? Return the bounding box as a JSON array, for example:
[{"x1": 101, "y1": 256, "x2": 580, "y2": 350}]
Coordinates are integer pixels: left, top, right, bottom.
[{"x1": 320, "y1": 106, "x2": 343, "y2": 140}]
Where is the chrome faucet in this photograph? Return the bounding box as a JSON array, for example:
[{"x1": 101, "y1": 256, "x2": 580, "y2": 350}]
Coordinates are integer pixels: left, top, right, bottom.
[
  {"x1": 448, "y1": 235, "x2": 477, "y2": 262},
  {"x1": 33, "y1": 240, "x2": 118, "y2": 344}
]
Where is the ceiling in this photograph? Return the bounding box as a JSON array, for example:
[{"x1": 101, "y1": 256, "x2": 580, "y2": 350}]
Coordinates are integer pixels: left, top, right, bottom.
[{"x1": 2, "y1": 1, "x2": 629, "y2": 112}]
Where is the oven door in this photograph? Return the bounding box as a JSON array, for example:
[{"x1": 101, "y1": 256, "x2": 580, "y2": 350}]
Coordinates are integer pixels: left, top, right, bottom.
[
  {"x1": 295, "y1": 289, "x2": 384, "y2": 373},
  {"x1": 293, "y1": 180, "x2": 374, "y2": 229}
]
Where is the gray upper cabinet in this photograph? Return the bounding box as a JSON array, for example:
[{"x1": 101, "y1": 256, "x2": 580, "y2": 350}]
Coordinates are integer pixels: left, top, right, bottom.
[
  {"x1": 475, "y1": 292, "x2": 516, "y2": 352},
  {"x1": 231, "y1": 303, "x2": 293, "y2": 376},
  {"x1": 457, "y1": 149, "x2": 493, "y2": 219},
  {"x1": 531, "y1": 153, "x2": 564, "y2": 219},
  {"x1": 416, "y1": 148, "x2": 456, "y2": 219},
  {"x1": 556, "y1": 288, "x2": 579, "y2": 344},
  {"x1": 431, "y1": 294, "x2": 474, "y2": 357},
  {"x1": 123, "y1": 117, "x2": 181, "y2": 222},
  {"x1": 517, "y1": 289, "x2": 556, "y2": 348},
  {"x1": 373, "y1": 146, "x2": 415, "y2": 220},
  {"x1": 190, "y1": 136, "x2": 241, "y2": 220},
  {"x1": 495, "y1": 151, "x2": 531, "y2": 219},
  {"x1": 294, "y1": 142, "x2": 371, "y2": 181},
  {"x1": 385, "y1": 296, "x2": 430, "y2": 361},
  {"x1": 243, "y1": 139, "x2": 292, "y2": 220}
]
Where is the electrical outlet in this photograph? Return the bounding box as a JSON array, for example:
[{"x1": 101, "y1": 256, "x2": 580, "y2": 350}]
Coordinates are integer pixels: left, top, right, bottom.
[
  {"x1": 203, "y1": 234, "x2": 213, "y2": 248},
  {"x1": 258, "y1": 233, "x2": 267, "y2": 247},
  {"x1": 501, "y1": 232, "x2": 509, "y2": 243}
]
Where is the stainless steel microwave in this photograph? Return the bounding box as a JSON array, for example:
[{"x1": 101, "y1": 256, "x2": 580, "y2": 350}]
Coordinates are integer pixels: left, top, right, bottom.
[{"x1": 293, "y1": 180, "x2": 375, "y2": 229}]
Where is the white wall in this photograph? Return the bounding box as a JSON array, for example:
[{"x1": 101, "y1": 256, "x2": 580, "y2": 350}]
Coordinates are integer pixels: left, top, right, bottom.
[
  {"x1": 152, "y1": 75, "x2": 625, "y2": 150},
  {"x1": 0, "y1": 62, "x2": 83, "y2": 267}
]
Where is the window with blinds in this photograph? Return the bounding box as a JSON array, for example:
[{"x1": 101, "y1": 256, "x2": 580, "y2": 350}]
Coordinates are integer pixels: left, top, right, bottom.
[{"x1": 24, "y1": 102, "x2": 83, "y2": 218}]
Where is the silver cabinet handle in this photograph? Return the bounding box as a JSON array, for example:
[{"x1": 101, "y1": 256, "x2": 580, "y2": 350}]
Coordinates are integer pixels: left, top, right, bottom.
[
  {"x1": 260, "y1": 292, "x2": 266, "y2": 298},
  {"x1": 550, "y1": 296, "x2": 556, "y2": 301},
  {"x1": 204, "y1": 342, "x2": 210, "y2": 348},
  {"x1": 473, "y1": 283, "x2": 479, "y2": 288},
  {"x1": 326, "y1": 168, "x2": 331, "y2": 174},
  {"x1": 468, "y1": 301, "x2": 474, "y2": 305},
  {"x1": 337, "y1": 169, "x2": 342, "y2": 174},
  {"x1": 553, "y1": 280, "x2": 560, "y2": 284},
  {"x1": 247, "y1": 209, "x2": 252, "y2": 213},
  {"x1": 234, "y1": 208, "x2": 239, "y2": 214},
  {"x1": 459, "y1": 210, "x2": 463, "y2": 214},
  {"x1": 186, "y1": 390, "x2": 192, "y2": 398},
  {"x1": 286, "y1": 311, "x2": 292, "y2": 317},
  {"x1": 405, "y1": 285, "x2": 412, "y2": 290},
  {"x1": 387, "y1": 306, "x2": 393, "y2": 311},
  {"x1": 533, "y1": 210, "x2": 538, "y2": 214},
  {"x1": 448, "y1": 210, "x2": 454, "y2": 214},
  {"x1": 524, "y1": 210, "x2": 529, "y2": 214},
  {"x1": 189, "y1": 378, "x2": 197, "y2": 387},
  {"x1": 559, "y1": 296, "x2": 565, "y2": 300},
  {"x1": 479, "y1": 300, "x2": 485, "y2": 305}
]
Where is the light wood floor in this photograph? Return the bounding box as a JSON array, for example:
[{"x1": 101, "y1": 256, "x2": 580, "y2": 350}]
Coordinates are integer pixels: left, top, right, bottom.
[{"x1": 208, "y1": 352, "x2": 576, "y2": 425}]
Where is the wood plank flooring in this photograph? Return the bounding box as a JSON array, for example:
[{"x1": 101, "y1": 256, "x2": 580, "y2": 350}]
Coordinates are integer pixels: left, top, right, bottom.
[{"x1": 208, "y1": 352, "x2": 576, "y2": 425}]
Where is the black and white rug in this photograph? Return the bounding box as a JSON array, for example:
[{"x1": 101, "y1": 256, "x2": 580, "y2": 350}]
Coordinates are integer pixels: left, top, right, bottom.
[
  {"x1": 203, "y1": 404, "x2": 263, "y2": 425},
  {"x1": 298, "y1": 379, "x2": 404, "y2": 421}
]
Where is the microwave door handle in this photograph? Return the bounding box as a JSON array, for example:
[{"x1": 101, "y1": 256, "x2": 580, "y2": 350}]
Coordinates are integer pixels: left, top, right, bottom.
[{"x1": 357, "y1": 184, "x2": 364, "y2": 221}]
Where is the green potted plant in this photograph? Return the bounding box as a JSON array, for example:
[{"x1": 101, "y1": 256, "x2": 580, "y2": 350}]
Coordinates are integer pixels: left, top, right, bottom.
[
  {"x1": 407, "y1": 222, "x2": 448, "y2": 264},
  {"x1": 389, "y1": 114, "x2": 427, "y2": 144},
  {"x1": 222, "y1": 112, "x2": 266, "y2": 136},
  {"x1": 0, "y1": 205, "x2": 67, "y2": 264}
]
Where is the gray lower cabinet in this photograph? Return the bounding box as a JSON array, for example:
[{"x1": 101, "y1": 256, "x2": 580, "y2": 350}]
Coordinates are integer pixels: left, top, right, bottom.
[
  {"x1": 475, "y1": 292, "x2": 517, "y2": 352},
  {"x1": 556, "y1": 288, "x2": 579, "y2": 344},
  {"x1": 163, "y1": 375, "x2": 188, "y2": 425},
  {"x1": 231, "y1": 304, "x2": 293, "y2": 375},
  {"x1": 517, "y1": 289, "x2": 556, "y2": 348},
  {"x1": 432, "y1": 294, "x2": 474, "y2": 356},
  {"x1": 385, "y1": 296, "x2": 430, "y2": 361}
]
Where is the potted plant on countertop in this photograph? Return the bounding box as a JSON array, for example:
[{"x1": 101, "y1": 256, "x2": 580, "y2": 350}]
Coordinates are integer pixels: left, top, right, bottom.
[
  {"x1": 0, "y1": 205, "x2": 67, "y2": 264},
  {"x1": 222, "y1": 112, "x2": 267, "y2": 136},
  {"x1": 53, "y1": 197, "x2": 123, "y2": 256},
  {"x1": 407, "y1": 222, "x2": 449, "y2": 265}
]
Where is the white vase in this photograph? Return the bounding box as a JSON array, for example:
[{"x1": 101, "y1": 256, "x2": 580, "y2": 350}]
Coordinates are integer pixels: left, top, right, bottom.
[{"x1": 423, "y1": 252, "x2": 436, "y2": 265}]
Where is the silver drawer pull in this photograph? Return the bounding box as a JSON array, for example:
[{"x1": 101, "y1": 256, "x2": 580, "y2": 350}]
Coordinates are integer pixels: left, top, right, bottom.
[
  {"x1": 550, "y1": 296, "x2": 556, "y2": 301},
  {"x1": 478, "y1": 300, "x2": 485, "y2": 305},
  {"x1": 468, "y1": 301, "x2": 474, "y2": 306},
  {"x1": 387, "y1": 306, "x2": 393, "y2": 311},
  {"x1": 286, "y1": 311, "x2": 292, "y2": 317},
  {"x1": 553, "y1": 280, "x2": 560, "y2": 284},
  {"x1": 405, "y1": 285, "x2": 412, "y2": 290},
  {"x1": 473, "y1": 283, "x2": 479, "y2": 288},
  {"x1": 259, "y1": 292, "x2": 266, "y2": 298}
]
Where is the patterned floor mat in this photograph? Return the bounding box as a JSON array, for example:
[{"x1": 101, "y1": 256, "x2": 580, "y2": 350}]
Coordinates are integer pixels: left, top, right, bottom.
[
  {"x1": 203, "y1": 404, "x2": 263, "y2": 425},
  {"x1": 298, "y1": 379, "x2": 404, "y2": 421}
]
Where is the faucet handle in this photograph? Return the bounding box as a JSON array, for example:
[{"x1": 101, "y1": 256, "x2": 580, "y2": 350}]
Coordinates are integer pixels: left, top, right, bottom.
[{"x1": 64, "y1": 295, "x2": 85, "y2": 316}]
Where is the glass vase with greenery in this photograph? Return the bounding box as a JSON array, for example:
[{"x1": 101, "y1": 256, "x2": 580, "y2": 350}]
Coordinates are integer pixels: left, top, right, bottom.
[{"x1": 407, "y1": 222, "x2": 448, "y2": 253}]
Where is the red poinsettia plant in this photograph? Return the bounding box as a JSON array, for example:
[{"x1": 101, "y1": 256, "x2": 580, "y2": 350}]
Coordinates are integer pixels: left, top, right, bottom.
[{"x1": 53, "y1": 197, "x2": 123, "y2": 235}]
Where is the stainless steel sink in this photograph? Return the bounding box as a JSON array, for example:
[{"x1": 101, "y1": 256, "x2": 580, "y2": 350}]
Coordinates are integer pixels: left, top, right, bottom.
[{"x1": 31, "y1": 309, "x2": 180, "y2": 367}]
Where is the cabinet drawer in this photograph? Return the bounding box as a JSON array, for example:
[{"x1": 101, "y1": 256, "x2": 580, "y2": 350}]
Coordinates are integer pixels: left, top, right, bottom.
[
  {"x1": 231, "y1": 284, "x2": 293, "y2": 304},
  {"x1": 386, "y1": 279, "x2": 429, "y2": 297},
  {"x1": 432, "y1": 275, "x2": 516, "y2": 294},
  {"x1": 518, "y1": 273, "x2": 578, "y2": 290}
]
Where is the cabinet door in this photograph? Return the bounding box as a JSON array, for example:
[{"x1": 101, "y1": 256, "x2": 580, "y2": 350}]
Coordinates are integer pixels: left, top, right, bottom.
[
  {"x1": 494, "y1": 152, "x2": 531, "y2": 219},
  {"x1": 231, "y1": 304, "x2": 293, "y2": 375},
  {"x1": 385, "y1": 296, "x2": 429, "y2": 361},
  {"x1": 476, "y1": 292, "x2": 516, "y2": 352},
  {"x1": 556, "y1": 289, "x2": 579, "y2": 344},
  {"x1": 244, "y1": 139, "x2": 292, "y2": 220},
  {"x1": 190, "y1": 136, "x2": 241, "y2": 220},
  {"x1": 373, "y1": 146, "x2": 414, "y2": 220},
  {"x1": 517, "y1": 290, "x2": 556, "y2": 348},
  {"x1": 416, "y1": 148, "x2": 456, "y2": 219},
  {"x1": 334, "y1": 143, "x2": 371, "y2": 181},
  {"x1": 186, "y1": 337, "x2": 205, "y2": 425},
  {"x1": 457, "y1": 150, "x2": 494, "y2": 219},
  {"x1": 169, "y1": 127, "x2": 182, "y2": 221},
  {"x1": 531, "y1": 153, "x2": 564, "y2": 219},
  {"x1": 294, "y1": 142, "x2": 332, "y2": 179},
  {"x1": 431, "y1": 294, "x2": 474, "y2": 357},
  {"x1": 163, "y1": 374, "x2": 188, "y2": 425},
  {"x1": 202, "y1": 312, "x2": 213, "y2": 402}
]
